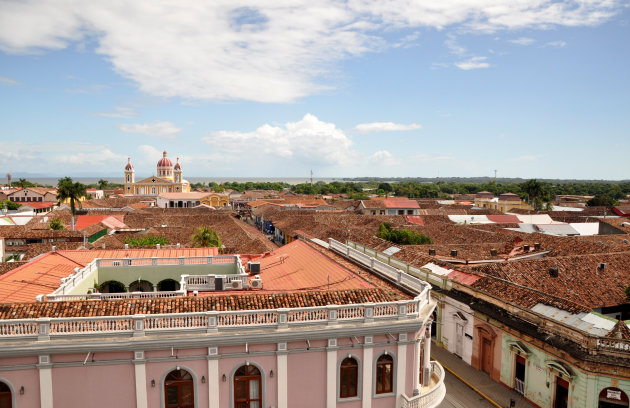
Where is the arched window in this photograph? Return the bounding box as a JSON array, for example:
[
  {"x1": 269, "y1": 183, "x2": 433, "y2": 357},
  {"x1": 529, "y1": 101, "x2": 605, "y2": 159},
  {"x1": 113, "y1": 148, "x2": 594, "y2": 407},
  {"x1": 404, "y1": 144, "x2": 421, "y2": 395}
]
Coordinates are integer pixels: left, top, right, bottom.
[
  {"x1": 164, "y1": 369, "x2": 194, "y2": 408},
  {"x1": 99, "y1": 280, "x2": 127, "y2": 293},
  {"x1": 376, "y1": 354, "x2": 393, "y2": 394},
  {"x1": 157, "y1": 279, "x2": 180, "y2": 291},
  {"x1": 0, "y1": 381, "x2": 12, "y2": 408},
  {"x1": 340, "y1": 357, "x2": 358, "y2": 398},
  {"x1": 234, "y1": 365, "x2": 261, "y2": 408},
  {"x1": 599, "y1": 387, "x2": 629, "y2": 407}
]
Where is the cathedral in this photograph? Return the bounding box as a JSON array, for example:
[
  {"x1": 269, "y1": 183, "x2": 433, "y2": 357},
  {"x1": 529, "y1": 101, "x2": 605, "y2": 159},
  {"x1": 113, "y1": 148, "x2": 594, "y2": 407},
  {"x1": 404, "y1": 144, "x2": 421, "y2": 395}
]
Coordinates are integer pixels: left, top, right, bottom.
[{"x1": 124, "y1": 151, "x2": 190, "y2": 196}]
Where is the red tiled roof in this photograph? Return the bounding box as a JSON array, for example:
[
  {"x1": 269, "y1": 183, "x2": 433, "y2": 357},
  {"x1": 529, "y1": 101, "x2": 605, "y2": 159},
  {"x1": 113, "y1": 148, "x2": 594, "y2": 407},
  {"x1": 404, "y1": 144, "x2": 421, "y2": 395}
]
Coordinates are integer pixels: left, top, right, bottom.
[
  {"x1": 486, "y1": 215, "x2": 522, "y2": 224},
  {"x1": 21, "y1": 202, "x2": 55, "y2": 209},
  {"x1": 0, "y1": 288, "x2": 401, "y2": 319},
  {"x1": 406, "y1": 215, "x2": 424, "y2": 225},
  {"x1": 250, "y1": 240, "x2": 375, "y2": 291},
  {"x1": 383, "y1": 199, "x2": 420, "y2": 209},
  {"x1": 0, "y1": 247, "x2": 218, "y2": 303},
  {"x1": 74, "y1": 215, "x2": 107, "y2": 230}
]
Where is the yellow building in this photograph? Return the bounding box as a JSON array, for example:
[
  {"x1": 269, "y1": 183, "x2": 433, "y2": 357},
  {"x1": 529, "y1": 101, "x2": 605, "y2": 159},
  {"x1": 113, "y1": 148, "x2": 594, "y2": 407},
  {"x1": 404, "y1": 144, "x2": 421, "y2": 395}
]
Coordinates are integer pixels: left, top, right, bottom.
[
  {"x1": 124, "y1": 151, "x2": 190, "y2": 196},
  {"x1": 474, "y1": 191, "x2": 534, "y2": 213}
]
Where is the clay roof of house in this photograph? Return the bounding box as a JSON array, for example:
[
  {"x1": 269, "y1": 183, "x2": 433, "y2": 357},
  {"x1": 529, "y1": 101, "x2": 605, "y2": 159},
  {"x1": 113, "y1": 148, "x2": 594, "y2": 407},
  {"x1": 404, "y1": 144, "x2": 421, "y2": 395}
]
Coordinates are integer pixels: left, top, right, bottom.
[
  {"x1": 20, "y1": 202, "x2": 56, "y2": 209},
  {"x1": 93, "y1": 210, "x2": 277, "y2": 254},
  {"x1": 0, "y1": 247, "x2": 217, "y2": 304},
  {"x1": 498, "y1": 193, "x2": 521, "y2": 201},
  {"x1": 467, "y1": 251, "x2": 630, "y2": 310},
  {"x1": 7, "y1": 187, "x2": 56, "y2": 196},
  {"x1": 606, "y1": 319, "x2": 630, "y2": 339},
  {"x1": 0, "y1": 288, "x2": 401, "y2": 319},
  {"x1": 247, "y1": 240, "x2": 381, "y2": 292},
  {"x1": 383, "y1": 198, "x2": 420, "y2": 209}
]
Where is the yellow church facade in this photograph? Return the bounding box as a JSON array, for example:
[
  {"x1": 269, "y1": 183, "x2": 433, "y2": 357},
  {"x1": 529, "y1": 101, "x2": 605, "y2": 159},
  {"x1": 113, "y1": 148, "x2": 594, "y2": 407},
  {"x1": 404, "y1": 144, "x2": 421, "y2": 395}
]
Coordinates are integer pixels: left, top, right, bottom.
[{"x1": 124, "y1": 151, "x2": 190, "y2": 196}]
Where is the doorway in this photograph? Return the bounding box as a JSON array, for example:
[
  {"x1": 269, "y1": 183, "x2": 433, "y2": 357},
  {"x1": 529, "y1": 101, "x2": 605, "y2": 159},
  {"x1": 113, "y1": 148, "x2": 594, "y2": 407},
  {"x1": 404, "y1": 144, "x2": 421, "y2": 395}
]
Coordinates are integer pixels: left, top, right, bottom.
[
  {"x1": 554, "y1": 377, "x2": 569, "y2": 408},
  {"x1": 455, "y1": 323, "x2": 464, "y2": 357},
  {"x1": 514, "y1": 355, "x2": 525, "y2": 395},
  {"x1": 481, "y1": 337, "x2": 492, "y2": 374}
]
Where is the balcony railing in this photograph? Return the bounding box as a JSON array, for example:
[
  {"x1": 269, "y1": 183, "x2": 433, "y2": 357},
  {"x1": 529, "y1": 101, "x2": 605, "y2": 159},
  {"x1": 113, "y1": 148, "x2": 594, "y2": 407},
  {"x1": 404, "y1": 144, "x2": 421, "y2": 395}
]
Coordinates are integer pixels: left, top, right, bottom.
[
  {"x1": 0, "y1": 299, "x2": 423, "y2": 340},
  {"x1": 328, "y1": 239, "x2": 432, "y2": 307},
  {"x1": 400, "y1": 361, "x2": 446, "y2": 408},
  {"x1": 514, "y1": 378, "x2": 525, "y2": 395}
]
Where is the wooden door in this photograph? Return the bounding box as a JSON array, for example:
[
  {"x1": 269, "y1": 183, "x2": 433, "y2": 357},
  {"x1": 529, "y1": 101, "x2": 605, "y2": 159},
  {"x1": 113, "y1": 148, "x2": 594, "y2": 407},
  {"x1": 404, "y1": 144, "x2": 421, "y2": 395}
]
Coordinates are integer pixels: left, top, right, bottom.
[
  {"x1": 481, "y1": 337, "x2": 492, "y2": 374},
  {"x1": 554, "y1": 377, "x2": 569, "y2": 408},
  {"x1": 455, "y1": 323, "x2": 464, "y2": 357}
]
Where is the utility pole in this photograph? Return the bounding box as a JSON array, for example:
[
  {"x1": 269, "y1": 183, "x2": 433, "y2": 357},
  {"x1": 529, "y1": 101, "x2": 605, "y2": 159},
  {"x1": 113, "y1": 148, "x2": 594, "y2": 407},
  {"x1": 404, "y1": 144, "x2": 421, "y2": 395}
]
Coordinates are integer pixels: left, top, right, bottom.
[
  {"x1": 494, "y1": 169, "x2": 497, "y2": 180},
  {"x1": 310, "y1": 170, "x2": 313, "y2": 185}
]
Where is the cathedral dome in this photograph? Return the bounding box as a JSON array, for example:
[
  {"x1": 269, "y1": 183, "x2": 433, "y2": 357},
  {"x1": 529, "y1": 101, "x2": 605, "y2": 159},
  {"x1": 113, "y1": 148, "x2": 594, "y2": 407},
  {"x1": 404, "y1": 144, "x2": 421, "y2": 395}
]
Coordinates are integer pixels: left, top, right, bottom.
[
  {"x1": 174, "y1": 157, "x2": 181, "y2": 170},
  {"x1": 125, "y1": 158, "x2": 134, "y2": 171},
  {"x1": 157, "y1": 151, "x2": 173, "y2": 168}
]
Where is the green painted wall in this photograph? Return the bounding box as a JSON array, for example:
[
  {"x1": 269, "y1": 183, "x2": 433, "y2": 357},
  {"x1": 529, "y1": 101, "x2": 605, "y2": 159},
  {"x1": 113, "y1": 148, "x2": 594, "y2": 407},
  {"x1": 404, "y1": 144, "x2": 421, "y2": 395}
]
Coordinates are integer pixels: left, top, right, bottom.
[
  {"x1": 97, "y1": 264, "x2": 237, "y2": 287},
  {"x1": 66, "y1": 263, "x2": 238, "y2": 294},
  {"x1": 67, "y1": 269, "x2": 99, "y2": 294},
  {"x1": 500, "y1": 332, "x2": 630, "y2": 407}
]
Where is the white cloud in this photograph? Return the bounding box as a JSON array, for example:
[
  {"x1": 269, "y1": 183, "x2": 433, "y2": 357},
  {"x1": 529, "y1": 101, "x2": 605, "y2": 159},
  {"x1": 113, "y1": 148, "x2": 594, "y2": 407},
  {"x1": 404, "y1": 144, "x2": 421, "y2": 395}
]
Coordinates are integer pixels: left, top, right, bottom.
[
  {"x1": 94, "y1": 106, "x2": 137, "y2": 119},
  {"x1": 355, "y1": 121, "x2": 422, "y2": 133},
  {"x1": 455, "y1": 56, "x2": 490, "y2": 70},
  {"x1": 0, "y1": 141, "x2": 126, "y2": 174},
  {"x1": 0, "y1": 1, "x2": 621, "y2": 102},
  {"x1": 546, "y1": 40, "x2": 567, "y2": 47},
  {"x1": 0, "y1": 74, "x2": 20, "y2": 85},
  {"x1": 369, "y1": 150, "x2": 400, "y2": 166},
  {"x1": 203, "y1": 114, "x2": 355, "y2": 164},
  {"x1": 509, "y1": 37, "x2": 535, "y2": 45},
  {"x1": 120, "y1": 121, "x2": 181, "y2": 139}
]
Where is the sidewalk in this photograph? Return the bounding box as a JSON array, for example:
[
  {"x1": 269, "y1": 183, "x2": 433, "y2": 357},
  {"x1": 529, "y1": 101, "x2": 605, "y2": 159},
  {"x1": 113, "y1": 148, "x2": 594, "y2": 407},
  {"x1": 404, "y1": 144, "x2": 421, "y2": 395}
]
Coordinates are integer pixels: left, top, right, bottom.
[{"x1": 432, "y1": 342, "x2": 536, "y2": 408}]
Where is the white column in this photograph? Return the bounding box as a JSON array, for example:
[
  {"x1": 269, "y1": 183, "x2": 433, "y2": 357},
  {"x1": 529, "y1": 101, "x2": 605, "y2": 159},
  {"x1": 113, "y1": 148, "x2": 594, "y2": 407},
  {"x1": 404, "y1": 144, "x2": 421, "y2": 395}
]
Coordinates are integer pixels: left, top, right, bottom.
[
  {"x1": 413, "y1": 338, "x2": 421, "y2": 395},
  {"x1": 277, "y1": 347, "x2": 288, "y2": 408},
  {"x1": 38, "y1": 355, "x2": 53, "y2": 408},
  {"x1": 396, "y1": 335, "x2": 407, "y2": 398},
  {"x1": 362, "y1": 346, "x2": 373, "y2": 408},
  {"x1": 423, "y1": 326, "x2": 431, "y2": 387},
  {"x1": 134, "y1": 363, "x2": 147, "y2": 408},
  {"x1": 208, "y1": 347, "x2": 220, "y2": 408},
  {"x1": 326, "y1": 339, "x2": 337, "y2": 408}
]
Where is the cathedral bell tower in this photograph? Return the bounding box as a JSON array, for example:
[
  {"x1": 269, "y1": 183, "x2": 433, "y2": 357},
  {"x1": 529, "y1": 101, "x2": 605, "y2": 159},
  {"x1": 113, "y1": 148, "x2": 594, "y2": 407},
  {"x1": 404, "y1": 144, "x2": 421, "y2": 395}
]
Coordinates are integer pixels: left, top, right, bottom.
[
  {"x1": 174, "y1": 157, "x2": 182, "y2": 184},
  {"x1": 124, "y1": 158, "x2": 135, "y2": 195}
]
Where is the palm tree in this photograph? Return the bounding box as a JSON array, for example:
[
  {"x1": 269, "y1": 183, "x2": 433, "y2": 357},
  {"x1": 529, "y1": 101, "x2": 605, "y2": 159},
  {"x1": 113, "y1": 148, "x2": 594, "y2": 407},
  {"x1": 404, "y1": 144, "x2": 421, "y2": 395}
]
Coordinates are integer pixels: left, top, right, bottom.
[
  {"x1": 521, "y1": 179, "x2": 544, "y2": 211},
  {"x1": 49, "y1": 217, "x2": 66, "y2": 230},
  {"x1": 57, "y1": 177, "x2": 87, "y2": 230},
  {"x1": 191, "y1": 227, "x2": 222, "y2": 249},
  {"x1": 97, "y1": 179, "x2": 109, "y2": 190},
  {"x1": 17, "y1": 178, "x2": 28, "y2": 189}
]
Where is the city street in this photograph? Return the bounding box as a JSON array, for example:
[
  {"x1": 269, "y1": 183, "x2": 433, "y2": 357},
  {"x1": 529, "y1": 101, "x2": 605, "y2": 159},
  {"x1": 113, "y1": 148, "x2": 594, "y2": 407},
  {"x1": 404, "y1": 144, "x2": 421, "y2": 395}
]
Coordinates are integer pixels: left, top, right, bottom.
[{"x1": 438, "y1": 370, "x2": 496, "y2": 408}]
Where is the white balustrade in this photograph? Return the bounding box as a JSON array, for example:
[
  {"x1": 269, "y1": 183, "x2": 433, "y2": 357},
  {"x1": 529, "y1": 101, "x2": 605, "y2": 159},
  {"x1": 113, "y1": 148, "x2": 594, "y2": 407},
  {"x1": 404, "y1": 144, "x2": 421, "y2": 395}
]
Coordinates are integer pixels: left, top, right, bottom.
[{"x1": 400, "y1": 361, "x2": 446, "y2": 408}]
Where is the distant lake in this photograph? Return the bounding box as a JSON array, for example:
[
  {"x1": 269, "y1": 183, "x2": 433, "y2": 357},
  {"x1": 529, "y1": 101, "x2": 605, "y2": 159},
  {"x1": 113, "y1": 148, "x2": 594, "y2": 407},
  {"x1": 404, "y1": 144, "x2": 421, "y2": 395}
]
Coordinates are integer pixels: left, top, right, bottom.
[{"x1": 7, "y1": 176, "x2": 344, "y2": 187}]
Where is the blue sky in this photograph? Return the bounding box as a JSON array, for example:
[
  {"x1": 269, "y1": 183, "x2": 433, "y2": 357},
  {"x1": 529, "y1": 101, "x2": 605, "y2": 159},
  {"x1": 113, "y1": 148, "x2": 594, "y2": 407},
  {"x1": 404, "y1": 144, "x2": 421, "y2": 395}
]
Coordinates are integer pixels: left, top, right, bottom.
[{"x1": 0, "y1": 1, "x2": 629, "y2": 180}]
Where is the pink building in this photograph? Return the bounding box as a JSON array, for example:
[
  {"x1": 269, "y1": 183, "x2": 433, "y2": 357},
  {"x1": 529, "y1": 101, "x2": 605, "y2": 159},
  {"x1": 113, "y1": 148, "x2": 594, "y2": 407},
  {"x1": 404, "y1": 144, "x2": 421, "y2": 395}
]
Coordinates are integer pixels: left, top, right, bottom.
[{"x1": 0, "y1": 239, "x2": 445, "y2": 408}]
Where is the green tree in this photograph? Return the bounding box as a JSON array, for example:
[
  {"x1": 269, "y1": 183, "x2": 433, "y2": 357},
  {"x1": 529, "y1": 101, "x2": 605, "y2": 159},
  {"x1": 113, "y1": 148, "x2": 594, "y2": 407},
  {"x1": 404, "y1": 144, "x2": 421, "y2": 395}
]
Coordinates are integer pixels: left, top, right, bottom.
[
  {"x1": 97, "y1": 179, "x2": 109, "y2": 190},
  {"x1": 586, "y1": 194, "x2": 617, "y2": 208},
  {"x1": 191, "y1": 227, "x2": 222, "y2": 249},
  {"x1": 0, "y1": 200, "x2": 21, "y2": 211},
  {"x1": 626, "y1": 284, "x2": 630, "y2": 301},
  {"x1": 49, "y1": 217, "x2": 66, "y2": 230},
  {"x1": 125, "y1": 235, "x2": 168, "y2": 247},
  {"x1": 377, "y1": 223, "x2": 432, "y2": 245},
  {"x1": 521, "y1": 179, "x2": 544, "y2": 210},
  {"x1": 56, "y1": 177, "x2": 87, "y2": 230}
]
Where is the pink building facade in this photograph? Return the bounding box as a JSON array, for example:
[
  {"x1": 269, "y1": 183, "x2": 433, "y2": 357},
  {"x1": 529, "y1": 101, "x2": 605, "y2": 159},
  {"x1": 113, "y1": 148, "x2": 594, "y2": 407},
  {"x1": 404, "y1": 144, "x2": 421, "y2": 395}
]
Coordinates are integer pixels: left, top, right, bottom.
[{"x1": 0, "y1": 239, "x2": 446, "y2": 408}]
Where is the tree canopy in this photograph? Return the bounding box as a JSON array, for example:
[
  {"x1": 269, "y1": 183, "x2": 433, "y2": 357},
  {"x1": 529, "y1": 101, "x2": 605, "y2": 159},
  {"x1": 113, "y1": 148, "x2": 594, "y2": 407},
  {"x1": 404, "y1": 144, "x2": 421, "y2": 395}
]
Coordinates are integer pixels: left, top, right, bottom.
[
  {"x1": 377, "y1": 223, "x2": 432, "y2": 245},
  {"x1": 191, "y1": 227, "x2": 222, "y2": 249},
  {"x1": 56, "y1": 177, "x2": 87, "y2": 230}
]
